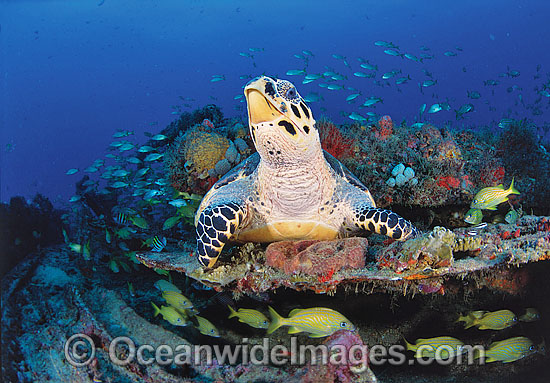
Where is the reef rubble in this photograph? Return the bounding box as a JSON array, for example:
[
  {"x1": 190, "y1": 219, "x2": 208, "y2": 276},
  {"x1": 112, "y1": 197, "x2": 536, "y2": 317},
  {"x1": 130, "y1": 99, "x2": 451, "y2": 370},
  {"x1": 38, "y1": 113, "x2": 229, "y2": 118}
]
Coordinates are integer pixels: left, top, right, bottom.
[{"x1": 136, "y1": 215, "x2": 550, "y2": 296}]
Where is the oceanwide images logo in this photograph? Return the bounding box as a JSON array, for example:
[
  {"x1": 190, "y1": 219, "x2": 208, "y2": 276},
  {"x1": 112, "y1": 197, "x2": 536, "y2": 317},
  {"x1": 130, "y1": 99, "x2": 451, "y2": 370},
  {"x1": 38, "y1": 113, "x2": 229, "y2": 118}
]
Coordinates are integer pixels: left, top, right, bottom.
[{"x1": 64, "y1": 334, "x2": 485, "y2": 368}]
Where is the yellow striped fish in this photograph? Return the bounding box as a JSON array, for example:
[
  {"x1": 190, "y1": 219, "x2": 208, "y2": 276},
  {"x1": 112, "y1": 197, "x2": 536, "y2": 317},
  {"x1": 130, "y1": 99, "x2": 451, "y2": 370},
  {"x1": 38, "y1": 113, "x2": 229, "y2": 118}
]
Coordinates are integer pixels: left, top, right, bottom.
[
  {"x1": 228, "y1": 305, "x2": 270, "y2": 329},
  {"x1": 466, "y1": 309, "x2": 517, "y2": 330},
  {"x1": 404, "y1": 336, "x2": 465, "y2": 359},
  {"x1": 267, "y1": 306, "x2": 355, "y2": 338},
  {"x1": 470, "y1": 178, "x2": 520, "y2": 210},
  {"x1": 195, "y1": 315, "x2": 220, "y2": 337},
  {"x1": 475, "y1": 337, "x2": 535, "y2": 363},
  {"x1": 464, "y1": 208, "x2": 483, "y2": 225},
  {"x1": 162, "y1": 291, "x2": 197, "y2": 313},
  {"x1": 151, "y1": 302, "x2": 188, "y2": 326}
]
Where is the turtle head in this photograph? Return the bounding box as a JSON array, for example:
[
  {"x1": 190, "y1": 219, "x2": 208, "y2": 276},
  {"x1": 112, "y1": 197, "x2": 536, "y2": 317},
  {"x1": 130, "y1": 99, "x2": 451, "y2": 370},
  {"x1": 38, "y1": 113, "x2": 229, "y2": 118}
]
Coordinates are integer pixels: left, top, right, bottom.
[{"x1": 244, "y1": 76, "x2": 320, "y2": 165}]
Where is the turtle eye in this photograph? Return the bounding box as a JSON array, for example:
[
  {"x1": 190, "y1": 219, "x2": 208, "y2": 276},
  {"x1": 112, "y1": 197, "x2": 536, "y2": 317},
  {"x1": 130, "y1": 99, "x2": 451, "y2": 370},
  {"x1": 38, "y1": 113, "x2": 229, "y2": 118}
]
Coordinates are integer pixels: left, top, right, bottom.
[{"x1": 287, "y1": 87, "x2": 297, "y2": 99}]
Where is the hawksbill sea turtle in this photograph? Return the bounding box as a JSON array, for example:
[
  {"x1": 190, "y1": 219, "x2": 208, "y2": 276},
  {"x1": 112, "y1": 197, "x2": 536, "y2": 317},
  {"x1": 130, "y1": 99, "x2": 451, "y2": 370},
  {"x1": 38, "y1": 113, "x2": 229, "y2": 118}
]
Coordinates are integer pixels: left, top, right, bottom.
[{"x1": 194, "y1": 76, "x2": 420, "y2": 268}]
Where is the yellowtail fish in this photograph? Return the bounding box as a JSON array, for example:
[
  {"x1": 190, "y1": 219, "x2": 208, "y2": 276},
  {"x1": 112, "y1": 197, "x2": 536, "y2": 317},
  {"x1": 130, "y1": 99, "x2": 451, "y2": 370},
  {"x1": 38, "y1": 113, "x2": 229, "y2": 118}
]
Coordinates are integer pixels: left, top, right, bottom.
[
  {"x1": 144, "y1": 153, "x2": 164, "y2": 162},
  {"x1": 519, "y1": 308, "x2": 540, "y2": 322},
  {"x1": 154, "y1": 268, "x2": 170, "y2": 277},
  {"x1": 138, "y1": 145, "x2": 155, "y2": 153},
  {"x1": 465, "y1": 309, "x2": 517, "y2": 330},
  {"x1": 82, "y1": 240, "x2": 91, "y2": 261},
  {"x1": 151, "y1": 302, "x2": 188, "y2": 326},
  {"x1": 154, "y1": 279, "x2": 182, "y2": 294},
  {"x1": 227, "y1": 305, "x2": 270, "y2": 329},
  {"x1": 475, "y1": 337, "x2": 535, "y2": 363},
  {"x1": 162, "y1": 291, "x2": 196, "y2": 313},
  {"x1": 210, "y1": 75, "x2": 225, "y2": 82},
  {"x1": 129, "y1": 216, "x2": 149, "y2": 229},
  {"x1": 464, "y1": 208, "x2": 483, "y2": 225},
  {"x1": 348, "y1": 112, "x2": 367, "y2": 122},
  {"x1": 286, "y1": 69, "x2": 305, "y2": 76},
  {"x1": 471, "y1": 178, "x2": 520, "y2": 210},
  {"x1": 404, "y1": 336, "x2": 465, "y2": 359},
  {"x1": 267, "y1": 306, "x2": 355, "y2": 338},
  {"x1": 195, "y1": 315, "x2": 220, "y2": 337},
  {"x1": 151, "y1": 134, "x2": 168, "y2": 141},
  {"x1": 427, "y1": 103, "x2": 442, "y2": 113}
]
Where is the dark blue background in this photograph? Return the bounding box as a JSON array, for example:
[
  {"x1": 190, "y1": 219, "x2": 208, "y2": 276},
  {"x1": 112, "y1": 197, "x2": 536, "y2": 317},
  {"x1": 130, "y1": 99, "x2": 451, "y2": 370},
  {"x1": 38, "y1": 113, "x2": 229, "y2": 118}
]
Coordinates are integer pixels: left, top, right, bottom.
[{"x1": 2, "y1": 0, "x2": 549, "y2": 205}]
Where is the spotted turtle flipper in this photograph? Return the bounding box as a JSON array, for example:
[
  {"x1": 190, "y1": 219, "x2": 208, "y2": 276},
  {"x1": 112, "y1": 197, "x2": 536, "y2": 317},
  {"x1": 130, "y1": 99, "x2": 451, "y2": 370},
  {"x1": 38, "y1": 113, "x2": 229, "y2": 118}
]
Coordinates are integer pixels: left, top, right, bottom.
[
  {"x1": 352, "y1": 207, "x2": 420, "y2": 240},
  {"x1": 195, "y1": 202, "x2": 246, "y2": 267}
]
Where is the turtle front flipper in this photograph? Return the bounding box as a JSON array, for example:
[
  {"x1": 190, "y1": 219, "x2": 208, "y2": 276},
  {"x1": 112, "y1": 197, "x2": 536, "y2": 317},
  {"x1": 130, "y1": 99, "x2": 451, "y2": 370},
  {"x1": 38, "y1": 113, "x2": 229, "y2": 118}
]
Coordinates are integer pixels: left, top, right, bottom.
[
  {"x1": 196, "y1": 202, "x2": 246, "y2": 268},
  {"x1": 352, "y1": 206, "x2": 420, "y2": 240}
]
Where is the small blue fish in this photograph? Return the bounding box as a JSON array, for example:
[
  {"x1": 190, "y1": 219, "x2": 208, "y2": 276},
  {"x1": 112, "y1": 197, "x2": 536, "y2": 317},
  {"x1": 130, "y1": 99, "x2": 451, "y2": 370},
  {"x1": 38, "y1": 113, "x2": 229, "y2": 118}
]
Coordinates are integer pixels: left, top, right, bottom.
[
  {"x1": 427, "y1": 103, "x2": 442, "y2": 113},
  {"x1": 286, "y1": 69, "x2": 305, "y2": 76}
]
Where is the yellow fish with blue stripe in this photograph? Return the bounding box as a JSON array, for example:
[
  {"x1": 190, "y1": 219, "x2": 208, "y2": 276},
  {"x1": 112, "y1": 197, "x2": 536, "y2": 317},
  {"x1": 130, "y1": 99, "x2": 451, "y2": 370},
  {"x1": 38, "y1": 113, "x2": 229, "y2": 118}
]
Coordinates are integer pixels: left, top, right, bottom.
[
  {"x1": 464, "y1": 309, "x2": 517, "y2": 330},
  {"x1": 151, "y1": 302, "x2": 189, "y2": 326},
  {"x1": 195, "y1": 315, "x2": 220, "y2": 337},
  {"x1": 404, "y1": 336, "x2": 465, "y2": 359},
  {"x1": 470, "y1": 178, "x2": 520, "y2": 210},
  {"x1": 475, "y1": 337, "x2": 536, "y2": 363},
  {"x1": 267, "y1": 306, "x2": 355, "y2": 338},
  {"x1": 228, "y1": 305, "x2": 270, "y2": 329}
]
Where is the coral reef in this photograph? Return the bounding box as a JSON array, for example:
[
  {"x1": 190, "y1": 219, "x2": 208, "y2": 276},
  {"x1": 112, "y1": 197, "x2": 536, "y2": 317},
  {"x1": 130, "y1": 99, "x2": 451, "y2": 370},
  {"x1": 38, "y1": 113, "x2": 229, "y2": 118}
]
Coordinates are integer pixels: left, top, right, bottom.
[
  {"x1": 316, "y1": 118, "x2": 355, "y2": 160},
  {"x1": 180, "y1": 125, "x2": 230, "y2": 175},
  {"x1": 136, "y1": 215, "x2": 550, "y2": 297},
  {"x1": 497, "y1": 121, "x2": 550, "y2": 212},
  {"x1": 8, "y1": 105, "x2": 550, "y2": 383},
  {"x1": 374, "y1": 115, "x2": 393, "y2": 140},
  {"x1": 160, "y1": 104, "x2": 224, "y2": 143},
  {"x1": 342, "y1": 121, "x2": 539, "y2": 211},
  {"x1": 265, "y1": 238, "x2": 367, "y2": 276},
  {"x1": 165, "y1": 120, "x2": 252, "y2": 194},
  {"x1": 379, "y1": 226, "x2": 456, "y2": 273}
]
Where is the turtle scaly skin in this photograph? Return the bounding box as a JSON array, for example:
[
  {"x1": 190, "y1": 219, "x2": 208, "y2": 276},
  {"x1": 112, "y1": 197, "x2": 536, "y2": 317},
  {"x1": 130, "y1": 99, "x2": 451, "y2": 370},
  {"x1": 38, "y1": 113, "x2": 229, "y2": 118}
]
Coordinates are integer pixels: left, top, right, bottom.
[{"x1": 195, "y1": 76, "x2": 419, "y2": 268}]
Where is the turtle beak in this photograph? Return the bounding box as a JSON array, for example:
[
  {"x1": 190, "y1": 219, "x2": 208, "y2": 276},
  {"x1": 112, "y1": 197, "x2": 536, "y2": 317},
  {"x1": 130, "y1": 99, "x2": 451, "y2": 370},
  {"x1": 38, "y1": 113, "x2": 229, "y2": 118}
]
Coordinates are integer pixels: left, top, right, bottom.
[{"x1": 245, "y1": 89, "x2": 281, "y2": 125}]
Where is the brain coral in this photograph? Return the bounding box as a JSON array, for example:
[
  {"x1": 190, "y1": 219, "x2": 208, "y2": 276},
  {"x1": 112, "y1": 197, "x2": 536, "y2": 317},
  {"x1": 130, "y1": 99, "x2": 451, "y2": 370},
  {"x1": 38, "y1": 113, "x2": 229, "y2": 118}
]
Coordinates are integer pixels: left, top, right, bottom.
[
  {"x1": 182, "y1": 126, "x2": 230, "y2": 176},
  {"x1": 165, "y1": 124, "x2": 230, "y2": 193}
]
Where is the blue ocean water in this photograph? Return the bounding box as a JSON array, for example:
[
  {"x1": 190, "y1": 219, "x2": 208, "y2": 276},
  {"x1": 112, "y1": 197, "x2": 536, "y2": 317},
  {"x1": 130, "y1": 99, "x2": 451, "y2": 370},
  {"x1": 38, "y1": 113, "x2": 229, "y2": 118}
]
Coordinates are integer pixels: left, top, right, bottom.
[{"x1": 1, "y1": 0, "x2": 549, "y2": 205}]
